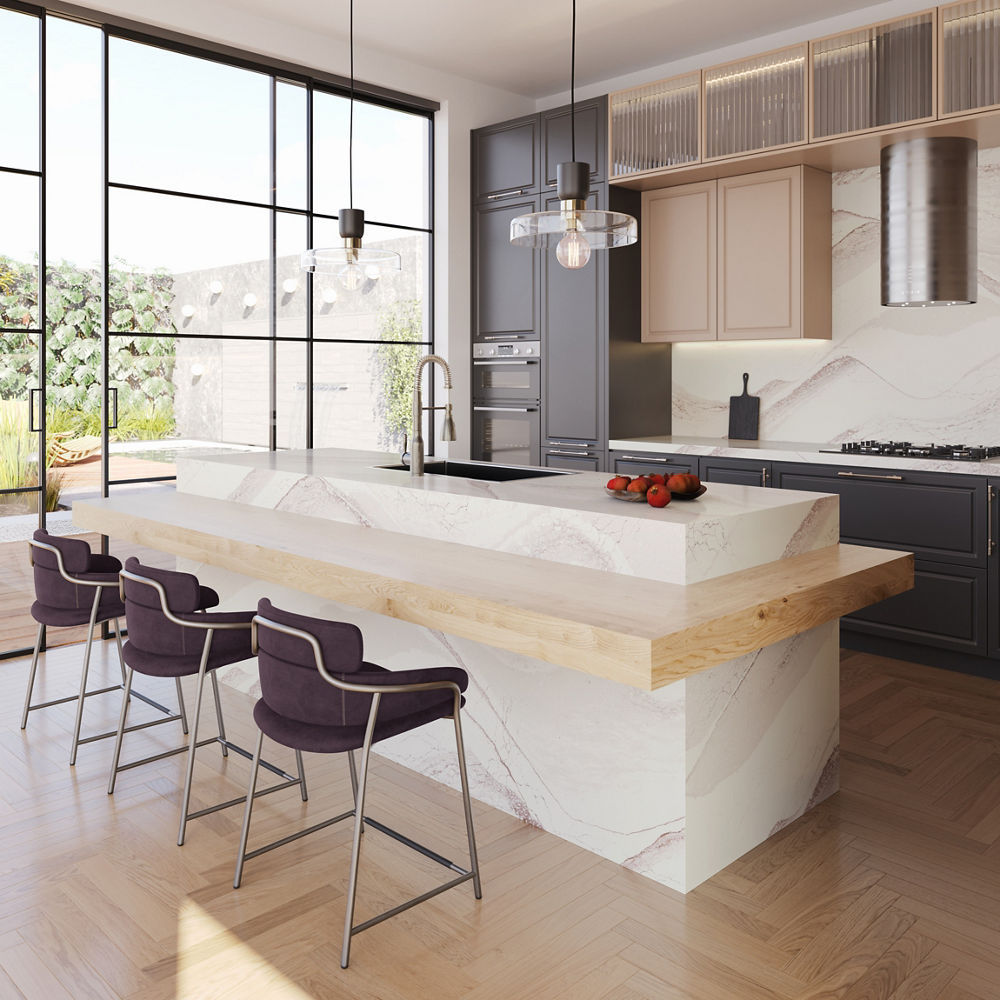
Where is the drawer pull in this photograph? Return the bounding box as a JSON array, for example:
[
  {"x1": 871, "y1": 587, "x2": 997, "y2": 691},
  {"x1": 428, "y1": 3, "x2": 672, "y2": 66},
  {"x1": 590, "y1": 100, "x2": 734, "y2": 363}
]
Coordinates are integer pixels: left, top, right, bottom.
[
  {"x1": 762, "y1": 466, "x2": 769, "y2": 487},
  {"x1": 549, "y1": 450, "x2": 595, "y2": 457},
  {"x1": 837, "y1": 471, "x2": 904, "y2": 481},
  {"x1": 619, "y1": 454, "x2": 672, "y2": 463},
  {"x1": 989, "y1": 485, "x2": 995, "y2": 556},
  {"x1": 486, "y1": 188, "x2": 525, "y2": 200},
  {"x1": 548, "y1": 440, "x2": 593, "y2": 447}
]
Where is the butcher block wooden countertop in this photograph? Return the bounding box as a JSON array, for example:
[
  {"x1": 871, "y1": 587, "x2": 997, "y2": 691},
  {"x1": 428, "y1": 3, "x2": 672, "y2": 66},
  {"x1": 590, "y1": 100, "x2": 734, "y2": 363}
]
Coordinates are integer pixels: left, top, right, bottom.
[{"x1": 75, "y1": 490, "x2": 913, "y2": 691}]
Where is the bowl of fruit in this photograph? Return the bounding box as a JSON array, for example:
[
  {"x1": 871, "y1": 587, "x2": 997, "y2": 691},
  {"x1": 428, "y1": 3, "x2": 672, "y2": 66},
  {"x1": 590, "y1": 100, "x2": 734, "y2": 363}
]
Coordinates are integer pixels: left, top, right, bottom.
[{"x1": 604, "y1": 472, "x2": 706, "y2": 507}]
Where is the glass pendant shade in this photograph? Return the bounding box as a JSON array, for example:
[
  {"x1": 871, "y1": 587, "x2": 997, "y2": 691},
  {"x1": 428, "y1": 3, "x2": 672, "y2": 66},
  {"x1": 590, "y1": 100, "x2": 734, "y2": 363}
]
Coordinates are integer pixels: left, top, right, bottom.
[
  {"x1": 510, "y1": 205, "x2": 638, "y2": 253},
  {"x1": 301, "y1": 207, "x2": 401, "y2": 288}
]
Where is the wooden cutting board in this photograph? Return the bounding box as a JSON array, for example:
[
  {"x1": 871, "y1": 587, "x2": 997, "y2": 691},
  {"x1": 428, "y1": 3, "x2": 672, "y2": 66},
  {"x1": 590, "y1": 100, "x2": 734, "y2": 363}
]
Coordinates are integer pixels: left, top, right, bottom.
[{"x1": 728, "y1": 372, "x2": 760, "y2": 440}]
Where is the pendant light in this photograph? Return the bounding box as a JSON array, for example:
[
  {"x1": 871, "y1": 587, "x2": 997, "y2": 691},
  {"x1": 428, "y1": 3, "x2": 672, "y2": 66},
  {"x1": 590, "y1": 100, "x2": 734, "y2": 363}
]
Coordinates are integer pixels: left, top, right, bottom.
[
  {"x1": 301, "y1": 0, "x2": 401, "y2": 288},
  {"x1": 509, "y1": 0, "x2": 637, "y2": 269}
]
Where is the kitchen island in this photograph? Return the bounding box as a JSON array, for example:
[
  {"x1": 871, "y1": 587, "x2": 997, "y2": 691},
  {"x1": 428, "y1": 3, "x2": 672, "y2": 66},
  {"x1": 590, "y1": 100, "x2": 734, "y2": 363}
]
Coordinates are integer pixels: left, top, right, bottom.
[{"x1": 74, "y1": 448, "x2": 911, "y2": 891}]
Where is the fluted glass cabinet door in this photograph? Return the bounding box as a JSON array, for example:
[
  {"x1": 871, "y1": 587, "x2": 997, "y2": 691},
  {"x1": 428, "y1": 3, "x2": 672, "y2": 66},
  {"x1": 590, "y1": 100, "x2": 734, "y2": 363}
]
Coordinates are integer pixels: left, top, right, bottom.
[
  {"x1": 811, "y1": 10, "x2": 936, "y2": 140},
  {"x1": 703, "y1": 45, "x2": 807, "y2": 160},
  {"x1": 940, "y1": 0, "x2": 1000, "y2": 116},
  {"x1": 610, "y1": 71, "x2": 700, "y2": 179}
]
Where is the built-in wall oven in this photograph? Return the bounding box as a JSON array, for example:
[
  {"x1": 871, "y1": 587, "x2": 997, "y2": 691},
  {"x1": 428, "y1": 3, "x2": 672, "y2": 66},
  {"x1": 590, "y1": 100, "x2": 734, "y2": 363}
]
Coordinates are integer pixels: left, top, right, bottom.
[{"x1": 472, "y1": 340, "x2": 540, "y2": 465}]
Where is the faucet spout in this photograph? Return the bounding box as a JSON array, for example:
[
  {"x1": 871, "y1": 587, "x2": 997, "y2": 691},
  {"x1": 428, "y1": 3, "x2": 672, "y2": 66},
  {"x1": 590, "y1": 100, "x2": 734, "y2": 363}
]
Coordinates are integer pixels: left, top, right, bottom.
[{"x1": 411, "y1": 354, "x2": 454, "y2": 476}]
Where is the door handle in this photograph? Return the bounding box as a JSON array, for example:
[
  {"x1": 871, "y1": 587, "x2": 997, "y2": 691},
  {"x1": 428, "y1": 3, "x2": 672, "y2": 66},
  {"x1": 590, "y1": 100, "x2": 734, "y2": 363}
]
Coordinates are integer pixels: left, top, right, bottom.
[
  {"x1": 989, "y1": 485, "x2": 995, "y2": 556},
  {"x1": 836, "y1": 471, "x2": 904, "y2": 481},
  {"x1": 486, "y1": 188, "x2": 525, "y2": 200},
  {"x1": 108, "y1": 387, "x2": 119, "y2": 429},
  {"x1": 548, "y1": 450, "x2": 596, "y2": 457},
  {"x1": 29, "y1": 389, "x2": 41, "y2": 432},
  {"x1": 619, "y1": 454, "x2": 671, "y2": 463},
  {"x1": 761, "y1": 466, "x2": 769, "y2": 486}
]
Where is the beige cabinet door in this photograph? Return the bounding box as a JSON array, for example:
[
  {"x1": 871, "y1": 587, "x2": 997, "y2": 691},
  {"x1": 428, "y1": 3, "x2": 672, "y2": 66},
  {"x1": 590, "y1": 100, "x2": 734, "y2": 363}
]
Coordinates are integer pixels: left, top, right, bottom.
[
  {"x1": 641, "y1": 181, "x2": 717, "y2": 342},
  {"x1": 718, "y1": 167, "x2": 802, "y2": 339}
]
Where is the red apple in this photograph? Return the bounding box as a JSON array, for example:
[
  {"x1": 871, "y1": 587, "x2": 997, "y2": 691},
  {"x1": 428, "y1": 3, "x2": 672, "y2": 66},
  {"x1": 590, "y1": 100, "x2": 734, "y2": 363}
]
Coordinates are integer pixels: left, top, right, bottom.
[
  {"x1": 646, "y1": 484, "x2": 671, "y2": 507},
  {"x1": 626, "y1": 476, "x2": 650, "y2": 494},
  {"x1": 606, "y1": 475, "x2": 631, "y2": 491},
  {"x1": 666, "y1": 473, "x2": 700, "y2": 495}
]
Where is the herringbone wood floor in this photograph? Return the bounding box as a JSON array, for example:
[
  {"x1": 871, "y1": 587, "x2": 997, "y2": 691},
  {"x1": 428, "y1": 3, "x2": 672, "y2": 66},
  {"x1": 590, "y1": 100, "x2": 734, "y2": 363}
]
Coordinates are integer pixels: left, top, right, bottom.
[{"x1": 1, "y1": 643, "x2": 999, "y2": 999}]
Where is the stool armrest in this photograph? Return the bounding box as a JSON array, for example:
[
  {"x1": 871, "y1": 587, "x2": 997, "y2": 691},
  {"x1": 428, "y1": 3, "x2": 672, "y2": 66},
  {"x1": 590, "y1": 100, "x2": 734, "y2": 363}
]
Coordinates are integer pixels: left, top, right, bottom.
[
  {"x1": 252, "y1": 615, "x2": 462, "y2": 698},
  {"x1": 29, "y1": 538, "x2": 117, "y2": 589},
  {"x1": 120, "y1": 569, "x2": 252, "y2": 630}
]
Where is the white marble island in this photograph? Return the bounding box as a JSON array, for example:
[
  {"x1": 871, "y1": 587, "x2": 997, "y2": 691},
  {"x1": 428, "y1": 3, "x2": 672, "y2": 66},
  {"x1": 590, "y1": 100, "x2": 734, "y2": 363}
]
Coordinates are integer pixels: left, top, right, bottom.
[{"x1": 74, "y1": 448, "x2": 911, "y2": 892}]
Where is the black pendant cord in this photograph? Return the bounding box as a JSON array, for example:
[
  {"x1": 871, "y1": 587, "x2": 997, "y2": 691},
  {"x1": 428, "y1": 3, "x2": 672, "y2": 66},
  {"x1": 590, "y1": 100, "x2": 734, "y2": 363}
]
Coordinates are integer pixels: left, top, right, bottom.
[
  {"x1": 348, "y1": 0, "x2": 354, "y2": 210},
  {"x1": 570, "y1": 0, "x2": 576, "y2": 161}
]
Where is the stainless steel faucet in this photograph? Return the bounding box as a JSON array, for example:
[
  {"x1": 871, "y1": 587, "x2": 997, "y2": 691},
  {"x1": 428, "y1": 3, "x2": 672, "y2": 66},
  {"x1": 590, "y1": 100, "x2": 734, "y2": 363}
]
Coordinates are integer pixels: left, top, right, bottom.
[{"x1": 410, "y1": 354, "x2": 456, "y2": 476}]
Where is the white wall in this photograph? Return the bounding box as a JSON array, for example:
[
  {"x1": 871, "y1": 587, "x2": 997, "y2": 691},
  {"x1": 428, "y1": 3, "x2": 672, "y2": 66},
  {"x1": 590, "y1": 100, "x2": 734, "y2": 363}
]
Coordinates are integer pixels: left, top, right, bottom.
[{"x1": 79, "y1": 0, "x2": 536, "y2": 459}]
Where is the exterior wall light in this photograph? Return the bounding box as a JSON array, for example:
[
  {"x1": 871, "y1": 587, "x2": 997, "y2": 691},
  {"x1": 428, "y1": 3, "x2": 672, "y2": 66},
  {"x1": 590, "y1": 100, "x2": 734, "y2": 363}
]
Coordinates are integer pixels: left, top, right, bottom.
[
  {"x1": 181, "y1": 304, "x2": 196, "y2": 318},
  {"x1": 243, "y1": 293, "x2": 258, "y2": 309},
  {"x1": 209, "y1": 280, "x2": 224, "y2": 295},
  {"x1": 282, "y1": 277, "x2": 299, "y2": 294}
]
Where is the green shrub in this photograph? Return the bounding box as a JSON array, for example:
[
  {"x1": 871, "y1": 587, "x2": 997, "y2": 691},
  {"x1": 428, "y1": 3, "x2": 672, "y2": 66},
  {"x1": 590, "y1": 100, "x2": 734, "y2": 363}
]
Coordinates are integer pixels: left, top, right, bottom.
[{"x1": 375, "y1": 299, "x2": 424, "y2": 448}]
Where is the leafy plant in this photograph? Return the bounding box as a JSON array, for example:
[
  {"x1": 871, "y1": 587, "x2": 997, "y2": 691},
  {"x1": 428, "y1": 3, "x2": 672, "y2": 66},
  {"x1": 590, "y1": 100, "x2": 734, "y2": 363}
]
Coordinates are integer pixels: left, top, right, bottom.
[
  {"x1": 0, "y1": 400, "x2": 63, "y2": 511},
  {"x1": 374, "y1": 299, "x2": 424, "y2": 449}
]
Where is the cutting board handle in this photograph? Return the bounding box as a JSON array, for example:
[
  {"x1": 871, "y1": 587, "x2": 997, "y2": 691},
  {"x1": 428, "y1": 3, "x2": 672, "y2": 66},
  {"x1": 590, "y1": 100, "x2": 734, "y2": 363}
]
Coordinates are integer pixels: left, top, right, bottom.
[{"x1": 741, "y1": 372, "x2": 750, "y2": 396}]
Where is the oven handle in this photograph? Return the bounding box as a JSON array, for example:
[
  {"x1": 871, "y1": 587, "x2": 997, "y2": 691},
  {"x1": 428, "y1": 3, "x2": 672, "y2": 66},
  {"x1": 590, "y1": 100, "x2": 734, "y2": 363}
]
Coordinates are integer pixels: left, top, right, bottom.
[
  {"x1": 474, "y1": 406, "x2": 537, "y2": 413},
  {"x1": 473, "y1": 359, "x2": 539, "y2": 366}
]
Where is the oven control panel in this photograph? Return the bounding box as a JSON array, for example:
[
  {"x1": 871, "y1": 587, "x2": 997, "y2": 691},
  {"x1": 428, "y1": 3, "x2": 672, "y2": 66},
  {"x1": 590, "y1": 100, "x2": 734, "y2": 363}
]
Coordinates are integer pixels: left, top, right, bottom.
[{"x1": 473, "y1": 340, "x2": 540, "y2": 358}]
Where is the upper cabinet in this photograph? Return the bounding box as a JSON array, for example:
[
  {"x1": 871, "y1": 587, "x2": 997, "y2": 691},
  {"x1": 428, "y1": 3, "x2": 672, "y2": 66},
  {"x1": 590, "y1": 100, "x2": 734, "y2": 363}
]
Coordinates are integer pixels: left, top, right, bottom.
[
  {"x1": 703, "y1": 45, "x2": 809, "y2": 160},
  {"x1": 542, "y1": 97, "x2": 606, "y2": 187},
  {"x1": 642, "y1": 166, "x2": 831, "y2": 343},
  {"x1": 811, "y1": 10, "x2": 936, "y2": 141},
  {"x1": 610, "y1": 71, "x2": 701, "y2": 181},
  {"x1": 473, "y1": 114, "x2": 540, "y2": 202},
  {"x1": 940, "y1": 0, "x2": 1000, "y2": 116}
]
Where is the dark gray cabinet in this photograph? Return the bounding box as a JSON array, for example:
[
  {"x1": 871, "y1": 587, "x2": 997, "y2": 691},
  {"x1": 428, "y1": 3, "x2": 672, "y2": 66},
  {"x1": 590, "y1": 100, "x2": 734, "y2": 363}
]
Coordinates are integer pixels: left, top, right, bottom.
[
  {"x1": 472, "y1": 98, "x2": 670, "y2": 471},
  {"x1": 473, "y1": 114, "x2": 539, "y2": 201},
  {"x1": 699, "y1": 456, "x2": 772, "y2": 487},
  {"x1": 542, "y1": 189, "x2": 605, "y2": 448},
  {"x1": 544, "y1": 448, "x2": 605, "y2": 472},
  {"x1": 610, "y1": 450, "x2": 697, "y2": 478},
  {"x1": 473, "y1": 196, "x2": 541, "y2": 344},
  {"x1": 541, "y1": 98, "x2": 606, "y2": 188},
  {"x1": 774, "y1": 461, "x2": 993, "y2": 665}
]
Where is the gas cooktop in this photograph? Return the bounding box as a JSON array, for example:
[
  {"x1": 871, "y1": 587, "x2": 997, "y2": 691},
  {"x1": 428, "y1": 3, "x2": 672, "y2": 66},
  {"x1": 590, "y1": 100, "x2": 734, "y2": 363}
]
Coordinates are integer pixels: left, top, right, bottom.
[{"x1": 819, "y1": 441, "x2": 1000, "y2": 462}]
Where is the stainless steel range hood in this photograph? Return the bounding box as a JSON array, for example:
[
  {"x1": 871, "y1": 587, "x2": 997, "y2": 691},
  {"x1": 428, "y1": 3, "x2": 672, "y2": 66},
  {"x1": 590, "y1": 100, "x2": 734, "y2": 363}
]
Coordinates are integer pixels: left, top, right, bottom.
[{"x1": 880, "y1": 136, "x2": 978, "y2": 307}]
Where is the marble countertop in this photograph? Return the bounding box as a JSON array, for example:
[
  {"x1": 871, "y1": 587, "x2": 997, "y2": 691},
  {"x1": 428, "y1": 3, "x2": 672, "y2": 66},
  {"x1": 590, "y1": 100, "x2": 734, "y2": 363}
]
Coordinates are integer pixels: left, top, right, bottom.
[
  {"x1": 178, "y1": 447, "x2": 840, "y2": 586},
  {"x1": 609, "y1": 436, "x2": 1000, "y2": 477}
]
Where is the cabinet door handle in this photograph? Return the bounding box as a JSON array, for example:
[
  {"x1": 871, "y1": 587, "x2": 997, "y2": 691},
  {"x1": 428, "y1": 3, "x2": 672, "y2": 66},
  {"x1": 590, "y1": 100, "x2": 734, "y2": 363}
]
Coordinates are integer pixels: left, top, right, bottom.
[
  {"x1": 761, "y1": 466, "x2": 769, "y2": 486},
  {"x1": 549, "y1": 449, "x2": 595, "y2": 457},
  {"x1": 989, "y1": 485, "x2": 995, "y2": 556},
  {"x1": 486, "y1": 188, "x2": 525, "y2": 200},
  {"x1": 836, "y1": 471, "x2": 904, "y2": 481},
  {"x1": 619, "y1": 454, "x2": 671, "y2": 463}
]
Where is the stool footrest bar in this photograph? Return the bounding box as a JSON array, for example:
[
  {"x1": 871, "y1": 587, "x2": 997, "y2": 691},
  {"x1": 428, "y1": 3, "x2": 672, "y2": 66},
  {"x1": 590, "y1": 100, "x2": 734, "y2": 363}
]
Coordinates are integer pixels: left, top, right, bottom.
[
  {"x1": 243, "y1": 808, "x2": 356, "y2": 863},
  {"x1": 364, "y1": 816, "x2": 468, "y2": 873},
  {"x1": 350, "y1": 872, "x2": 475, "y2": 937},
  {"x1": 219, "y1": 739, "x2": 296, "y2": 781},
  {"x1": 187, "y1": 776, "x2": 303, "y2": 822},
  {"x1": 112, "y1": 736, "x2": 217, "y2": 774},
  {"x1": 26, "y1": 684, "x2": 122, "y2": 711},
  {"x1": 77, "y1": 713, "x2": 182, "y2": 746}
]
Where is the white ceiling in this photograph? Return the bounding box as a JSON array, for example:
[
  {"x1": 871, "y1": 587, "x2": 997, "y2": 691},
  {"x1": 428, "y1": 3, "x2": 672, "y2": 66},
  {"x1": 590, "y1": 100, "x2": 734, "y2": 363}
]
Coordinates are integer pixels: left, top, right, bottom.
[{"x1": 227, "y1": 0, "x2": 884, "y2": 97}]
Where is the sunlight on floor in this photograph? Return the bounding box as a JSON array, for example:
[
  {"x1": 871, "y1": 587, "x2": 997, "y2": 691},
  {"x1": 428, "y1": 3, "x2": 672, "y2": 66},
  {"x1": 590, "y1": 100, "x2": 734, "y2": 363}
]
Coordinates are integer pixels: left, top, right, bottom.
[{"x1": 177, "y1": 898, "x2": 314, "y2": 1000}]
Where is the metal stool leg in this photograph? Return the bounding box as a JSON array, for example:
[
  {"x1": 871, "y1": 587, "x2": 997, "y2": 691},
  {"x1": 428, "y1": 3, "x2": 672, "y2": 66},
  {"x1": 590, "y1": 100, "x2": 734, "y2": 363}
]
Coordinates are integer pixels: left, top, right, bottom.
[
  {"x1": 69, "y1": 589, "x2": 103, "y2": 766},
  {"x1": 210, "y1": 669, "x2": 228, "y2": 758},
  {"x1": 112, "y1": 617, "x2": 127, "y2": 685},
  {"x1": 341, "y1": 694, "x2": 381, "y2": 969},
  {"x1": 454, "y1": 708, "x2": 482, "y2": 899},
  {"x1": 175, "y1": 677, "x2": 189, "y2": 735},
  {"x1": 347, "y1": 751, "x2": 363, "y2": 833},
  {"x1": 107, "y1": 668, "x2": 134, "y2": 795},
  {"x1": 295, "y1": 750, "x2": 308, "y2": 802},
  {"x1": 178, "y1": 630, "x2": 214, "y2": 846},
  {"x1": 233, "y1": 729, "x2": 264, "y2": 889},
  {"x1": 20, "y1": 624, "x2": 45, "y2": 730}
]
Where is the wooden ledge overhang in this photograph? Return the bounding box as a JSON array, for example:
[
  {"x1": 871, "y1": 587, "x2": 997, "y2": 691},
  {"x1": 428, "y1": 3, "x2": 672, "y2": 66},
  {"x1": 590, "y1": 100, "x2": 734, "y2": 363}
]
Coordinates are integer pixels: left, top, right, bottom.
[{"x1": 74, "y1": 492, "x2": 913, "y2": 691}]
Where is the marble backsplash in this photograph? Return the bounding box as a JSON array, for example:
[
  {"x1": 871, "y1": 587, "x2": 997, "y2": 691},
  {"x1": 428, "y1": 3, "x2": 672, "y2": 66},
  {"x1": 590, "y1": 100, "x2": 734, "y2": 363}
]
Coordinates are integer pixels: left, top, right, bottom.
[{"x1": 671, "y1": 147, "x2": 1000, "y2": 444}]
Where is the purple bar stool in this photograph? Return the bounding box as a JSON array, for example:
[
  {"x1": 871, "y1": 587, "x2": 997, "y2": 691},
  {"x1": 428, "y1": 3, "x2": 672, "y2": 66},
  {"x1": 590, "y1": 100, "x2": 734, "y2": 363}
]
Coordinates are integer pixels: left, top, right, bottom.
[
  {"x1": 233, "y1": 599, "x2": 482, "y2": 969},
  {"x1": 22, "y1": 531, "x2": 182, "y2": 765},
  {"x1": 109, "y1": 560, "x2": 305, "y2": 847}
]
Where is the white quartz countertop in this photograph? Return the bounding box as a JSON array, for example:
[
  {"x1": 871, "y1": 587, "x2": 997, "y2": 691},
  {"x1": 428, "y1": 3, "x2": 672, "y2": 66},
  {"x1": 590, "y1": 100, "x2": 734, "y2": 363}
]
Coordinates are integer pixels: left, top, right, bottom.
[
  {"x1": 177, "y1": 447, "x2": 839, "y2": 586},
  {"x1": 609, "y1": 436, "x2": 1000, "y2": 477}
]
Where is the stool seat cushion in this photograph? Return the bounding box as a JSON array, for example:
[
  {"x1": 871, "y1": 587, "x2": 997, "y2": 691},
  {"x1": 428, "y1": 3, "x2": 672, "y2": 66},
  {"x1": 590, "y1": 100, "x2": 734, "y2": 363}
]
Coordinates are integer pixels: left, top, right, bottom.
[
  {"x1": 252, "y1": 662, "x2": 462, "y2": 753},
  {"x1": 122, "y1": 610, "x2": 255, "y2": 677}
]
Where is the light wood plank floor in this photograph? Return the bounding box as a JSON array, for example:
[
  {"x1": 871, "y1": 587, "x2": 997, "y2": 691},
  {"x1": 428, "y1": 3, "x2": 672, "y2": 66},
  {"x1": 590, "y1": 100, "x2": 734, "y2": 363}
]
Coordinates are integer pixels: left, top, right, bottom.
[{"x1": 1, "y1": 643, "x2": 999, "y2": 999}]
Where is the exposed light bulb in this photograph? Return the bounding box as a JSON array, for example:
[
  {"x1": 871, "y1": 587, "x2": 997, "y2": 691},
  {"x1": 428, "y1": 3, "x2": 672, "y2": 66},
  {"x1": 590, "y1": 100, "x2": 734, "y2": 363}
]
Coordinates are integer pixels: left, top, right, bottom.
[
  {"x1": 556, "y1": 231, "x2": 591, "y2": 270},
  {"x1": 243, "y1": 292, "x2": 257, "y2": 308},
  {"x1": 282, "y1": 277, "x2": 298, "y2": 294},
  {"x1": 191, "y1": 362, "x2": 205, "y2": 377},
  {"x1": 209, "y1": 280, "x2": 223, "y2": 295},
  {"x1": 321, "y1": 286, "x2": 339, "y2": 304},
  {"x1": 180, "y1": 304, "x2": 196, "y2": 318},
  {"x1": 364, "y1": 264, "x2": 381, "y2": 281},
  {"x1": 339, "y1": 262, "x2": 364, "y2": 291}
]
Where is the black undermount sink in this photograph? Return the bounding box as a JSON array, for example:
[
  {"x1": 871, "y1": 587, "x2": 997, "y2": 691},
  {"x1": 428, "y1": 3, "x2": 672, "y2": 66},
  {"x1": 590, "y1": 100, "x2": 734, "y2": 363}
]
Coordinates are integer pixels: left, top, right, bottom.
[{"x1": 378, "y1": 460, "x2": 570, "y2": 482}]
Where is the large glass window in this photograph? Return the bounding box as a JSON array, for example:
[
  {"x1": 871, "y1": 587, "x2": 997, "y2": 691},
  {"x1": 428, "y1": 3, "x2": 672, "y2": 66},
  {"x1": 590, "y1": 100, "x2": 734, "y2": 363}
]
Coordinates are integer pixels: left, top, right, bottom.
[{"x1": 0, "y1": 3, "x2": 434, "y2": 658}]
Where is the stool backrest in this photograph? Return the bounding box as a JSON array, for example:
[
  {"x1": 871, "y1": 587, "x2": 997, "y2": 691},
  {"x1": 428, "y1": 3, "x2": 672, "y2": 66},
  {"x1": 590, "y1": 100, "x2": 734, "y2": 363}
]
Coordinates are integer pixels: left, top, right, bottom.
[
  {"x1": 121, "y1": 557, "x2": 204, "y2": 657},
  {"x1": 31, "y1": 530, "x2": 92, "y2": 610},
  {"x1": 255, "y1": 598, "x2": 365, "y2": 727}
]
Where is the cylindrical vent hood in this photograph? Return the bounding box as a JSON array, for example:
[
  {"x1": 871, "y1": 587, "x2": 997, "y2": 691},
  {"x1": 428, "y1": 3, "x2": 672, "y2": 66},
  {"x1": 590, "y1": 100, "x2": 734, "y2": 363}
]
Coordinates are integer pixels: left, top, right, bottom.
[{"x1": 881, "y1": 136, "x2": 977, "y2": 307}]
